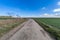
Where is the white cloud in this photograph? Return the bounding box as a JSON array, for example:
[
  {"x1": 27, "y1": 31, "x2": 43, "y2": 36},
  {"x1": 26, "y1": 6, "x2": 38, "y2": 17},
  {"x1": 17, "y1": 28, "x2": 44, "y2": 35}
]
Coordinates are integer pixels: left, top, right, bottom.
[
  {"x1": 40, "y1": 13, "x2": 60, "y2": 17},
  {"x1": 57, "y1": 1, "x2": 60, "y2": 5},
  {"x1": 43, "y1": 13, "x2": 50, "y2": 16},
  {"x1": 42, "y1": 7, "x2": 46, "y2": 9},
  {"x1": 55, "y1": 13, "x2": 58, "y2": 16},
  {"x1": 53, "y1": 8, "x2": 60, "y2": 12},
  {"x1": 40, "y1": 13, "x2": 52, "y2": 17},
  {"x1": 54, "y1": 13, "x2": 59, "y2": 16}
]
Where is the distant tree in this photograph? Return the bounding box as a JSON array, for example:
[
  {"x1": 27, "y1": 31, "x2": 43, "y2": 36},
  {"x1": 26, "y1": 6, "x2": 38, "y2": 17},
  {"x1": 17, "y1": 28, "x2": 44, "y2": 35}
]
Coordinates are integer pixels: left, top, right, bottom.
[
  {"x1": 16, "y1": 14, "x2": 21, "y2": 18},
  {"x1": 7, "y1": 12, "x2": 12, "y2": 17},
  {"x1": 7, "y1": 12, "x2": 16, "y2": 17}
]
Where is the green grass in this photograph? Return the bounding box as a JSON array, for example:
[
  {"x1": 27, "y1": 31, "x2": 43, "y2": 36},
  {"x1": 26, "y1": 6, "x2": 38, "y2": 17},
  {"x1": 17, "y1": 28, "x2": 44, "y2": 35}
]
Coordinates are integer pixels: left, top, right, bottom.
[
  {"x1": 37, "y1": 18, "x2": 60, "y2": 29},
  {"x1": 34, "y1": 18, "x2": 60, "y2": 40}
]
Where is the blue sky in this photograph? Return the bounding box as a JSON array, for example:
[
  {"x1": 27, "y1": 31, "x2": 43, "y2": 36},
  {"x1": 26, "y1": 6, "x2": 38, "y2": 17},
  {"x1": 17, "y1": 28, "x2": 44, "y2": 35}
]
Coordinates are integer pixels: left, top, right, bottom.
[{"x1": 0, "y1": 0, "x2": 60, "y2": 17}]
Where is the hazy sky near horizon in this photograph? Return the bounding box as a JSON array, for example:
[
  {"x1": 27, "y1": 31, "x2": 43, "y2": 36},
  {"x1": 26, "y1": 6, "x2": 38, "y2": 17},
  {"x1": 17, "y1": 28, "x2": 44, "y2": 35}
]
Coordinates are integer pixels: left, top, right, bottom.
[{"x1": 0, "y1": 0, "x2": 60, "y2": 17}]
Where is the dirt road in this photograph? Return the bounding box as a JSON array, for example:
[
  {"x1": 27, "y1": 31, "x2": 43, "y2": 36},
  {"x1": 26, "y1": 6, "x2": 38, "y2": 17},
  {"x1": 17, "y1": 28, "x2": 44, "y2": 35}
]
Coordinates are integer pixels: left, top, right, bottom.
[{"x1": 7, "y1": 19, "x2": 53, "y2": 40}]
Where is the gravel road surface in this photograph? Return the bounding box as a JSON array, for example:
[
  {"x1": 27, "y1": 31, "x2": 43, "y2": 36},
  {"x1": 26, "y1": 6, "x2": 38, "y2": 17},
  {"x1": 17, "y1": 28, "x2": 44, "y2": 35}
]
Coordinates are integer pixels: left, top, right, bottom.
[{"x1": 8, "y1": 19, "x2": 54, "y2": 40}]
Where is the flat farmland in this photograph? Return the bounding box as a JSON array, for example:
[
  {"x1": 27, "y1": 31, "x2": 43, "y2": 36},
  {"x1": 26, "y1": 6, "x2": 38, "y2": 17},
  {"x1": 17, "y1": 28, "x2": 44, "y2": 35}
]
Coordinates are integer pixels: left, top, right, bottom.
[
  {"x1": 35, "y1": 18, "x2": 60, "y2": 29},
  {"x1": 0, "y1": 18, "x2": 27, "y2": 37},
  {"x1": 34, "y1": 18, "x2": 60, "y2": 40}
]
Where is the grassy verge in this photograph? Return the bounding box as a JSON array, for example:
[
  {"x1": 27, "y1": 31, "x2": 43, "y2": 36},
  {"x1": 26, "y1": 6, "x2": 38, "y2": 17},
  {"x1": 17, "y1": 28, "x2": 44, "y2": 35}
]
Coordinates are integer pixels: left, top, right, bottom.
[
  {"x1": 0, "y1": 18, "x2": 27, "y2": 37},
  {"x1": 34, "y1": 18, "x2": 60, "y2": 40}
]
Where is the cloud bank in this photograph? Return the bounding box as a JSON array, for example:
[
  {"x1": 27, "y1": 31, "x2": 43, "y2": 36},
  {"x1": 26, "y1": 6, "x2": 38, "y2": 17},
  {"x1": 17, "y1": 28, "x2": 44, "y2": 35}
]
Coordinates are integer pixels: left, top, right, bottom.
[
  {"x1": 53, "y1": 8, "x2": 60, "y2": 12},
  {"x1": 57, "y1": 1, "x2": 60, "y2": 6}
]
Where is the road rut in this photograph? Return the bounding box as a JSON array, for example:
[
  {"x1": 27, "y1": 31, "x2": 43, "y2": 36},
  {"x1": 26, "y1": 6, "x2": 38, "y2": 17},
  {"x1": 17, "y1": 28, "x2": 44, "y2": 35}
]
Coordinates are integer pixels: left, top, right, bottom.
[{"x1": 8, "y1": 19, "x2": 53, "y2": 40}]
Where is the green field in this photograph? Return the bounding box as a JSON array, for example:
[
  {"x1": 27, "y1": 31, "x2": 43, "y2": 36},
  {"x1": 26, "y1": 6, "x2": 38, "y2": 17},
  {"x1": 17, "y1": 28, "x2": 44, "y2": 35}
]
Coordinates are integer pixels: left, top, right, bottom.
[
  {"x1": 34, "y1": 18, "x2": 60, "y2": 40},
  {"x1": 36, "y1": 18, "x2": 60, "y2": 29}
]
